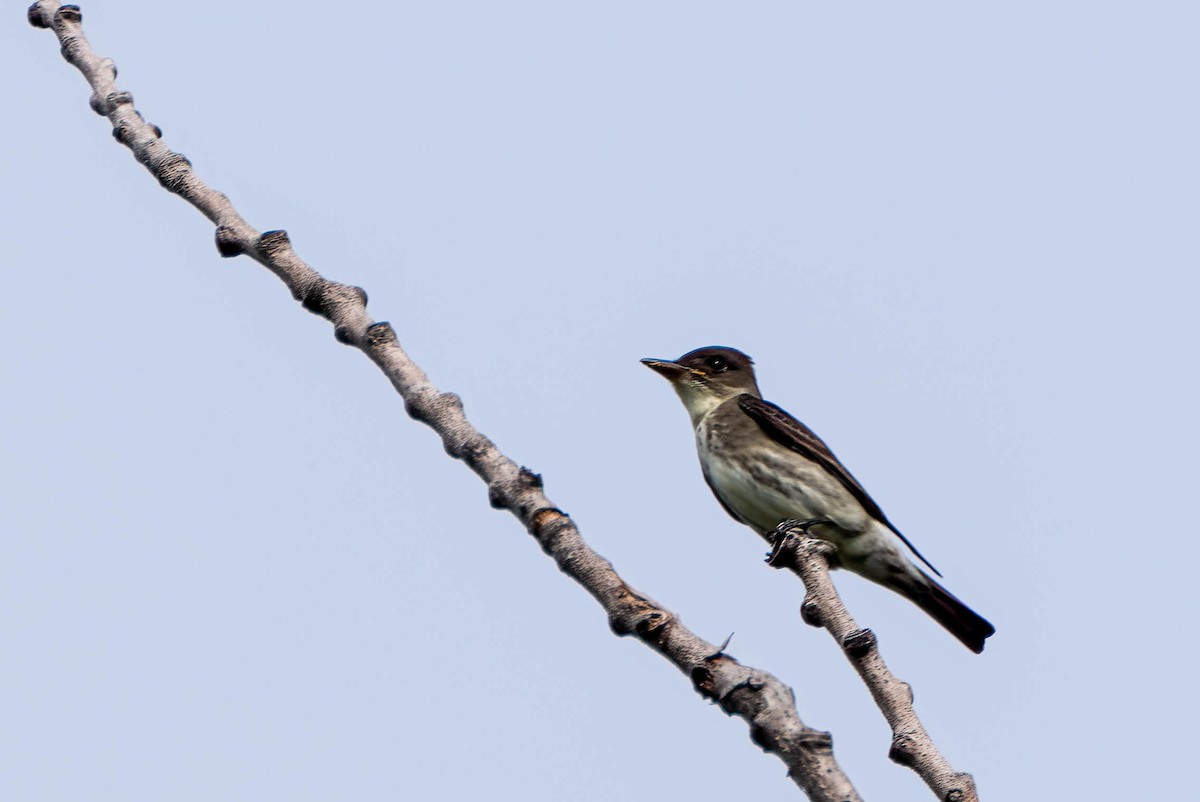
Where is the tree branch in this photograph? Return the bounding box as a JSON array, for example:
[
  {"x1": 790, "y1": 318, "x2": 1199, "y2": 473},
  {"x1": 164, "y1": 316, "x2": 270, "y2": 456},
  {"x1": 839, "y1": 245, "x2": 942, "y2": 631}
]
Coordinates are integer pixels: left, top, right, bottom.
[
  {"x1": 28, "y1": 3, "x2": 862, "y2": 799},
  {"x1": 767, "y1": 522, "x2": 981, "y2": 802}
]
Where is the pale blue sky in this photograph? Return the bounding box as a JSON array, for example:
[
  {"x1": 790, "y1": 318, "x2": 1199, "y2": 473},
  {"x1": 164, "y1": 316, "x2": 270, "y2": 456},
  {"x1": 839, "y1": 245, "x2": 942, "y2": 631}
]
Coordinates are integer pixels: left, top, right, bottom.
[{"x1": 4, "y1": 3, "x2": 1197, "y2": 800}]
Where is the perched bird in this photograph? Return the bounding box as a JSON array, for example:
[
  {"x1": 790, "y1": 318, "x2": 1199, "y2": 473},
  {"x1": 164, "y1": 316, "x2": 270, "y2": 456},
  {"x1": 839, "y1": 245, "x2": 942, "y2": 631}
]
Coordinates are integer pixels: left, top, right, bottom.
[{"x1": 642, "y1": 346, "x2": 995, "y2": 653}]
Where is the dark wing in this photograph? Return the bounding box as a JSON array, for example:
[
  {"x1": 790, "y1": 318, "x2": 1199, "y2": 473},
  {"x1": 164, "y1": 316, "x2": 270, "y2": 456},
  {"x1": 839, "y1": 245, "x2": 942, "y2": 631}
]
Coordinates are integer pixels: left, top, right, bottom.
[{"x1": 737, "y1": 394, "x2": 942, "y2": 577}]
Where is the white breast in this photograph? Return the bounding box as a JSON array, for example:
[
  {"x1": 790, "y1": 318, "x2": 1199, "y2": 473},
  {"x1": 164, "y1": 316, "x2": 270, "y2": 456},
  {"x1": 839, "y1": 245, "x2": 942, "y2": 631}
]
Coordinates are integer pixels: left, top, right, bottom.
[{"x1": 696, "y1": 421, "x2": 873, "y2": 538}]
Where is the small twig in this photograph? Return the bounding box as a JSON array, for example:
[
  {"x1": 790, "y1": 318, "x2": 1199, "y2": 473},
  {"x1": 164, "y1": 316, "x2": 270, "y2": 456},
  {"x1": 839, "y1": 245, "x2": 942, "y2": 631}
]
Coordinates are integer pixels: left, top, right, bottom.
[
  {"x1": 767, "y1": 521, "x2": 981, "y2": 802},
  {"x1": 28, "y1": 4, "x2": 862, "y2": 799}
]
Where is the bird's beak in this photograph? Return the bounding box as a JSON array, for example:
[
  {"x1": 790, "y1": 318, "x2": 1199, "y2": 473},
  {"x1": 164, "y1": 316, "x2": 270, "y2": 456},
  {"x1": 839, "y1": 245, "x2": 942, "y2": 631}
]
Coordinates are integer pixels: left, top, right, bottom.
[{"x1": 641, "y1": 358, "x2": 691, "y2": 381}]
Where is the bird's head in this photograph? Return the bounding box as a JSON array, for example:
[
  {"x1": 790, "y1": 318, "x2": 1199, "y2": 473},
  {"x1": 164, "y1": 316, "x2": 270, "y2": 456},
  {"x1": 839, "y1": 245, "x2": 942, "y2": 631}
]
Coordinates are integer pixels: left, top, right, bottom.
[{"x1": 641, "y1": 346, "x2": 761, "y2": 426}]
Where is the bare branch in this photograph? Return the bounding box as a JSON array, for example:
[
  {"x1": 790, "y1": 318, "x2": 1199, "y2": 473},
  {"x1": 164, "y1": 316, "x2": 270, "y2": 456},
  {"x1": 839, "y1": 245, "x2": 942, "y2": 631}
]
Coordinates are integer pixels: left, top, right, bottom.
[
  {"x1": 28, "y1": 3, "x2": 862, "y2": 798},
  {"x1": 768, "y1": 523, "x2": 981, "y2": 802}
]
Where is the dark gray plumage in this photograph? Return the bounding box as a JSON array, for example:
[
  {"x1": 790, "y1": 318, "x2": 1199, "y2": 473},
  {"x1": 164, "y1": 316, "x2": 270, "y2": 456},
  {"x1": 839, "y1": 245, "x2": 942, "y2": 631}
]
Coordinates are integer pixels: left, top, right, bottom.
[{"x1": 642, "y1": 346, "x2": 994, "y2": 653}]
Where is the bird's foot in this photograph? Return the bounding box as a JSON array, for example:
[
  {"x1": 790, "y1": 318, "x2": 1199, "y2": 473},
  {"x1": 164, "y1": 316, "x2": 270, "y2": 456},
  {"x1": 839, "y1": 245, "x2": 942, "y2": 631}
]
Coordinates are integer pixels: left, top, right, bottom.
[
  {"x1": 777, "y1": 518, "x2": 833, "y2": 536},
  {"x1": 767, "y1": 519, "x2": 832, "y2": 565}
]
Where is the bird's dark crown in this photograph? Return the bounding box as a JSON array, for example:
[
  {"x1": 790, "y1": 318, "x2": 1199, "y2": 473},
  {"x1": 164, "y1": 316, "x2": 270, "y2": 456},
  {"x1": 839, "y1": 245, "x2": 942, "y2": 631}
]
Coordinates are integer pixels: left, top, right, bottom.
[{"x1": 673, "y1": 346, "x2": 756, "y2": 377}]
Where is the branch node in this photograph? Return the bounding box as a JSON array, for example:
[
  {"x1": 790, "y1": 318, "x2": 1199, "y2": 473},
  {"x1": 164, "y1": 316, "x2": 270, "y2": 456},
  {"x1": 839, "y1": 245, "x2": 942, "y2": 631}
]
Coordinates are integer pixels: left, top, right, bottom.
[
  {"x1": 748, "y1": 721, "x2": 773, "y2": 750},
  {"x1": 518, "y1": 466, "x2": 544, "y2": 490},
  {"x1": 690, "y1": 664, "x2": 718, "y2": 699},
  {"x1": 632, "y1": 609, "x2": 670, "y2": 639},
  {"x1": 401, "y1": 394, "x2": 427, "y2": 422},
  {"x1": 365, "y1": 321, "x2": 397, "y2": 347},
  {"x1": 799, "y1": 598, "x2": 823, "y2": 628},
  {"x1": 155, "y1": 152, "x2": 192, "y2": 191},
  {"x1": 106, "y1": 90, "x2": 133, "y2": 109},
  {"x1": 841, "y1": 628, "x2": 877, "y2": 658},
  {"x1": 487, "y1": 468, "x2": 544, "y2": 511},
  {"x1": 796, "y1": 729, "x2": 834, "y2": 751},
  {"x1": 27, "y1": 3, "x2": 49, "y2": 28},
  {"x1": 441, "y1": 391, "x2": 464, "y2": 413},
  {"x1": 529, "y1": 507, "x2": 569, "y2": 545},
  {"x1": 56, "y1": 5, "x2": 82, "y2": 24},
  {"x1": 256, "y1": 229, "x2": 292, "y2": 259},
  {"x1": 888, "y1": 734, "x2": 917, "y2": 767},
  {"x1": 88, "y1": 92, "x2": 104, "y2": 115},
  {"x1": 300, "y1": 282, "x2": 366, "y2": 341},
  {"x1": 300, "y1": 280, "x2": 328, "y2": 314},
  {"x1": 214, "y1": 225, "x2": 244, "y2": 257}
]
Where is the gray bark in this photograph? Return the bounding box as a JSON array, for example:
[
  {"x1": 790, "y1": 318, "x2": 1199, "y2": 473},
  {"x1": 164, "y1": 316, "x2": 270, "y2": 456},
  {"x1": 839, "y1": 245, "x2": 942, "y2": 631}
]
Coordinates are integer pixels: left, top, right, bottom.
[
  {"x1": 28, "y1": 3, "x2": 862, "y2": 799},
  {"x1": 769, "y1": 524, "x2": 982, "y2": 802}
]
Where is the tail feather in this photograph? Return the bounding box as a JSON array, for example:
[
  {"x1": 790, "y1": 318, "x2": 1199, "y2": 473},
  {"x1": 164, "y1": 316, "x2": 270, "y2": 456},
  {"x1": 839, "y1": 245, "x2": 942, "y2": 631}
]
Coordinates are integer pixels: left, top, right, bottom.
[{"x1": 908, "y1": 576, "x2": 995, "y2": 654}]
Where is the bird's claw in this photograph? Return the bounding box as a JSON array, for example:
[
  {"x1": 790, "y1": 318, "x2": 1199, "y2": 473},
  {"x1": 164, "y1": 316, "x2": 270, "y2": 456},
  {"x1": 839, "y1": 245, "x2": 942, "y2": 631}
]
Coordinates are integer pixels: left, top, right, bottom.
[{"x1": 767, "y1": 519, "x2": 832, "y2": 565}]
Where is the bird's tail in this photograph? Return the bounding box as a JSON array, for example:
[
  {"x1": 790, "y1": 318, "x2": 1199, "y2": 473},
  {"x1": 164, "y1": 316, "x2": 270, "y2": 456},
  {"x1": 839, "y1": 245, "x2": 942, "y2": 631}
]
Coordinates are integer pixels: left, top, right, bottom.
[{"x1": 903, "y1": 574, "x2": 995, "y2": 654}]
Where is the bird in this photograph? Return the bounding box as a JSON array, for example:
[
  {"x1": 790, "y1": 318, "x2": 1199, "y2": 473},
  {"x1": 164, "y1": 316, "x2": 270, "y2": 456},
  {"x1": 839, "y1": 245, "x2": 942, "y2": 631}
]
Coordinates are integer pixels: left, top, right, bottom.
[{"x1": 642, "y1": 346, "x2": 995, "y2": 653}]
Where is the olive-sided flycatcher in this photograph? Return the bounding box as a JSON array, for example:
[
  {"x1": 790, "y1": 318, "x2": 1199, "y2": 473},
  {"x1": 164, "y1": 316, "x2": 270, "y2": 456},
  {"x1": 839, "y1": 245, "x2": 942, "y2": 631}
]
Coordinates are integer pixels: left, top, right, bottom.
[{"x1": 642, "y1": 346, "x2": 995, "y2": 653}]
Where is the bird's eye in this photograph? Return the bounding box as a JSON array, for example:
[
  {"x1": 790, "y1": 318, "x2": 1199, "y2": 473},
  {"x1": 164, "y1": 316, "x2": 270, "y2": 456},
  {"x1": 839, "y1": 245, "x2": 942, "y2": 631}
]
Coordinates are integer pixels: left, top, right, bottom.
[{"x1": 706, "y1": 356, "x2": 728, "y2": 372}]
